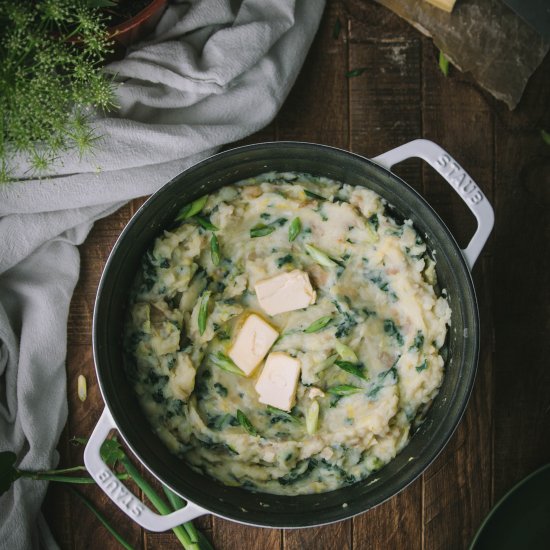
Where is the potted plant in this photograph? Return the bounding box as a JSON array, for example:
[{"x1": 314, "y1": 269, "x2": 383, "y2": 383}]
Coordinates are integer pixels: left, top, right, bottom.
[{"x1": 0, "y1": 0, "x2": 167, "y2": 183}]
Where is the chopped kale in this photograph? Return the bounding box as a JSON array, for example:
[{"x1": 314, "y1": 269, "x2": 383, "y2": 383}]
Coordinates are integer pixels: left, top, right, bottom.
[
  {"x1": 267, "y1": 406, "x2": 301, "y2": 425},
  {"x1": 193, "y1": 381, "x2": 208, "y2": 400},
  {"x1": 369, "y1": 274, "x2": 389, "y2": 292},
  {"x1": 384, "y1": 319, "x2": 404, "y2": 346},
  {"x1": 179, "y1": 332, "x2": 191, "y2": 351},
  {"x1": 416, "y1": 360, "x2": 428, "y2": 373},
  {"x1": 207, "y1": 413, "x2": 235, "y2": 430},
  {"x1": 214, "y1": 382, "x2": 228, "y2": 397},
  {"x1": 384, "y1": 203, "x2": 406, "y2": 226},
  {"x1": 278, "y1": 459, "x2": 317, "y2": 486},
  {"x1": 319, "y1": 459, "x2": 356, "y2": 484},
  {"x1": 276, "y1": 254, "x2": 294, "y2": 268},
  {"x1": 329, "y1": 395, "x2": 343, "y2": 408},
  {"x1": 367, "y1": 385, "x2": 382, "y2": 399},
  {"x1": 410, "y1": 331, "x2": 425, "y2": 351},
  {"x1": 147, "y1": 370, "x2": 168, "y2": 385},
  {"x1": 304, "y1": 189, "x2": 327, "y2": 202},
  {"x1": 335, "y1": 311, "x2": 358, "y2": 338},
  {"x1": 196, "y1": 438, "x2": 238, "y2": 455},
  {"x1": 380, "y1": 365, "x2": 398, "y2": 382},
  {"x1": 368, "y1": 213, "x2": 379, "y2": 231},
  {"x1": 127, "y1": 330, "x2": 146, "y2": 352},
  {"x1": 152, "y1": 389, "x2": 165, "y2": 403}
]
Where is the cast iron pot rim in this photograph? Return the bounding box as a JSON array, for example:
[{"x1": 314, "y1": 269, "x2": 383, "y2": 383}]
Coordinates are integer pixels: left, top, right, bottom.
[{"x1": 92, "y1": 140, "x2": 480, "y2": 528}]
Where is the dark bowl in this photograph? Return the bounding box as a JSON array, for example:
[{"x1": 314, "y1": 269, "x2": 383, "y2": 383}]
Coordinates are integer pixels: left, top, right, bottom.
[{"x1": 93, "y1": 142, "x2": 479, "y2": 528}]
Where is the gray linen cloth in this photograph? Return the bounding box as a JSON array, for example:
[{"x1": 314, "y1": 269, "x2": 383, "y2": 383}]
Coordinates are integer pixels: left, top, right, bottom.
[{"x1": 0, "y1": 1, "x2": 325, "y2": 547}]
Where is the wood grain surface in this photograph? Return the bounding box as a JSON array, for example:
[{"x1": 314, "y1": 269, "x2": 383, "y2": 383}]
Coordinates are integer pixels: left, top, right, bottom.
[{"x1": 44, "y1": 1, "x2": 550, "y2": 548}]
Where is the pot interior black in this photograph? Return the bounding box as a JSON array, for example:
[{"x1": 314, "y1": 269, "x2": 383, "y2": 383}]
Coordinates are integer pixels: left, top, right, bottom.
[{"x1": 93, "y1": 142, "x2": 479, "y2": 528}]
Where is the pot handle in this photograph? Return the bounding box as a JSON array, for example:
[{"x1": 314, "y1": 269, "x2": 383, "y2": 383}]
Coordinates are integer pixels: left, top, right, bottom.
[
  {"x1": 371, "y1": 139, "x2": 494, "y2": 269},
  {"x1": 83, "y1": 409, "x2": 208, "y2": 532}
]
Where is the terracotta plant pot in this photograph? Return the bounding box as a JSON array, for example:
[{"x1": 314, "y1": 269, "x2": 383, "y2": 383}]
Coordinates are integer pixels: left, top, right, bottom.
[{"x1": 108, "y1": 0, "x2": 168, "y2": 47}]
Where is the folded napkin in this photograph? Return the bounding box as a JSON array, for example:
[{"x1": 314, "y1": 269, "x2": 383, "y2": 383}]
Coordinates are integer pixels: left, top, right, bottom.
[{"x1": 0, "y1": 1, "x2": 325, "y2": 547}]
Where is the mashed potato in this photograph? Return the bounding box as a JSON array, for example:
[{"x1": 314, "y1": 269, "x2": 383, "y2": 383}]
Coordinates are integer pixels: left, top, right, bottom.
[{"x1": 124, "y1": 172, "x2": 451, "y2": 495}]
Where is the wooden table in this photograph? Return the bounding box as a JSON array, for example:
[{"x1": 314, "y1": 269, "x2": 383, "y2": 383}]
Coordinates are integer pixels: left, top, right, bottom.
[{"x1": 45, "y1": 1, "x2": 550, "y2": 548}]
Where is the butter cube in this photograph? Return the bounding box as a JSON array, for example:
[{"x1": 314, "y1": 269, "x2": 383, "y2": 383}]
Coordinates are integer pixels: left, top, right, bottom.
[
  {"x1": 254, "y1": 269, "x2": 316, "y2": 316},
  {"x1": 255, "y1": 352, "x2": 301, "y2": 411},
  {"x1": 228, "y1": 314, "x2": 279, "y2": 376}
]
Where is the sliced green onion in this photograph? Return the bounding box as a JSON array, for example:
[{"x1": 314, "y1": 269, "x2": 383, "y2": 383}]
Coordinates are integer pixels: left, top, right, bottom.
[
  {"x1": 77, "y1": 374, "x2": 87, "y2": 402},
  {"x1": 332, "y1": 17, "x2": 341, "y2": 40},
  {"x1": 304, "y1": 189, "x2": 327, "y2": 201},
  {"x1": 196, "y1": 215, "x2": 218, "y2": 231},
  {"x1": 237, "y1": 409, "x2": 259, "y2": 436},
  {"x1": 335, "y1": 341, "x2": 358, "y2": 363},
  {"x1": 416, "y1": 360, "x2": 428, "y2": 373},
  {"x1": 288, "y1": 217, "x2": 302, "y2": 242},
  {"x1": 327, "y1": 384, "x2": 362, "y2": 396},
  {"x1": 250, "y1": 224, "x2": 276, "y2": 238},
  {"x1": 304, "y1": 316, "x2": 332, "y2": 334},
  {"x1": 305, "y1": 244, "x2": 338, "y2": 267},
  {"x1": 210, "y1": 234, "x2": 220, "y2": 266},
  {"x1": 67, "y1": 488, "x2": 135, "y2": 550},
  {"x1": 175, "y1": 195, "x2": 208, "y2": 221},
  {"x1": 364, "y1": 218, "x2": 379, "y2": 243},
  {"x1": 305, "y1": 400, "x2": 320, "y2": 435},
  {"x1": 439, "y1": 51, "x2": 449, "y2": 77},
  {"x1": 209, "y1": 352, "x2": 245, "y2": 376},
  {"x1": 335, "y1": 360, "x2": 368, "y2": 380},
  {"x1": 198, "y1": 291, "x2": 211, "y2": 335},
  {"x1": 346, "y1": 67, "x2": 367, "y2": 78},
  {"x1": 266, "y1": 405, "x2": 301, "y2": 424}
]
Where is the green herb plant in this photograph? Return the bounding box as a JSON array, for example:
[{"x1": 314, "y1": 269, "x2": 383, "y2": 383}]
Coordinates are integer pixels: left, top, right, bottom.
[
  {"x1": 0, "y1": 0, "x2": 117, "y2": 182},
  {"x1": 0, "y1": 438, "x2": 214, "y2": 550}
]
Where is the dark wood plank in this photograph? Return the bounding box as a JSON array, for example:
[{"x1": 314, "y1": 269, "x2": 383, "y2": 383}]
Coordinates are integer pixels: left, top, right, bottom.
[
  {"x1": 66, "y1": 344, "x2": 144, "y2": 550},
  {"x1": 42, "y1": 427, "x2": 73, "y2": 549},
  {"x1": 349, "y1": 6, "x2": 423, "y2": 193},
  {"x1": 284, "y1": 520, "x2": 351, "y2": 550},
  {"x1": 421, "y1": 39, "x2": 494, "y2": 250},
  {"x1": 348, "y1": 4, "x2": 424, "y2": 549},
  {"x1": 423, "y1": 257, "x2": 494, "y2": 549},
  {"x1": 66, "y1": 205, "x2": 144, "y2": 549},
  {"x1": 212, "y1": 520, "x2": 281, "y2": 550},
  {"x1": 353, "y1": 479, "x2": 423, "y2": 550},
  {"x1": 47, "y1": 0, "x2": 550, "y2": 548},
  {"x1": 492, "y1": 53, "x2": 550, "y2": 497},
  {"x1": 275, "y1": 2, "x2": 348, "y2": 147},
  {"x1": 67, "y1": 203, "x2": 134, "y2": 344},
  {"x1": 344, "y1": 0, "x2": 419, "y2": 40},
  {"x1": 224, "y1": 123, "x2": 277, "y2": 150},
  {"x1": 420, "y1": 33, "x2": 495, "y2": 550},
  {"x1": 277, "y1": 2, "x2": 353, "y2": 549}
]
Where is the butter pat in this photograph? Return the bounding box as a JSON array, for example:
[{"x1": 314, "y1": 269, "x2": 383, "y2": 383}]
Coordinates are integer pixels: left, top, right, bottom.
[
  {"x1": 228, "y1": 314, "x2": 279, "y2": 376},
  {"x1": 254, "y1": 269, "x2": 316, "y2": 316},
  {"x1": 255, "y1": 352, "x2": 301, "y2": 411}
]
